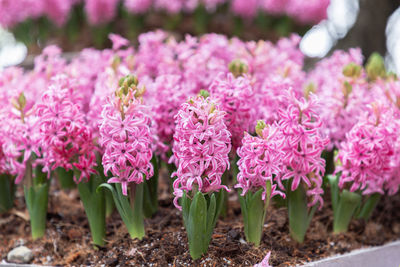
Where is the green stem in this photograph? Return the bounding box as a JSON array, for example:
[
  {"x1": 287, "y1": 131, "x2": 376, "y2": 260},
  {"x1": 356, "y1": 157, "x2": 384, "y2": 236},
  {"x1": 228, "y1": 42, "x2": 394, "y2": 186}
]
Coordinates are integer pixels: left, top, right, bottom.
[
  {"x1": 287, "y1": 183, "x2": 315, "y2": 243},
  {"x1": 77, "y1": 172, "x2": 106, "y2": 246},
  {"x1": 127, "y1": 183, "x2": 145, "y2": 239},
  {"x1": 55, "y1": 167, "x2": 76, "y2": 189},
  {"x1": 219, "y1": 171, "x2": 229, "y2": 218},
  {"x1": 194, "y1": 5, "x2": 209, "y2": 34},
  {"x1": 24, "y1": 164, "x2": 50, "y2": 240},
  {"x1": 333, "y1": 190, "x2": 362, "y2": 234},
  {"x1": 143, "y1": 156, "x2": 159, "y2": 218},
  {"x1": 356, "y1": 193, "x2": 381, "y2": 220},
  {"x1": 0, "y1": 174, "x2": 15, "y2": 213},
  {"x1": 95, "y1": 155, "x2": 115, "y2": 218}
]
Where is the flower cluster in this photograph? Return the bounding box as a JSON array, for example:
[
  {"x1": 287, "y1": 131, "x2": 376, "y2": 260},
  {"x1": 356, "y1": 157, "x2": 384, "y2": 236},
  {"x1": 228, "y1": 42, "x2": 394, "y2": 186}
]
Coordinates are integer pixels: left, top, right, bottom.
[
  {"x1": 335, "y1": 103, "x2": 400, "y2": 195},
  {"x1": 99, "y1": 76, "x2": 154, "y2": 195},
  {"x1": 236, "y1": 124, "x2": 285, "y2": 200},
  {"x1": 171, "y1": 94, "x2": 231, "y2": 209},
  {"x1": 36, "y1": 75, "x2": 97, "y2": 183},
  {"x1": 147, "y1": 74, "x2": 190, "y2": 154},
  {"x1": 306, "y1": 48, "x2": 369, "y2": 150},
  {"x1": 277, "y1": 91, "x2": 329, "y2": 208}
]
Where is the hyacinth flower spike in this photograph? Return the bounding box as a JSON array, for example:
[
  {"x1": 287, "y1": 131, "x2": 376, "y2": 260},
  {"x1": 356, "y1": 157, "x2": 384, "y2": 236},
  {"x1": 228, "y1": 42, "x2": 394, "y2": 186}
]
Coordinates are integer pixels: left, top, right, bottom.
[
  {"x1": 98, "y1": 75, "x2": 154, "y2": 240},
  {"x1": 236, "y1": 121, "x2": 285, "y2": 247},
  {"x1": 36, "y1": 76, "x2": 104, "y2": 246},
  {"x1": 276, "y1": 92, "x2": 329, "y2": 243},
  {"x1": 330, "y1": 104, "x2": 398, "y2": 233},
  {"x1": 11, "y1": 93, "x2": 50, "y2": 239},
  {"x1": 171, "y1": 91, "x2": 231, "y2": 259}
]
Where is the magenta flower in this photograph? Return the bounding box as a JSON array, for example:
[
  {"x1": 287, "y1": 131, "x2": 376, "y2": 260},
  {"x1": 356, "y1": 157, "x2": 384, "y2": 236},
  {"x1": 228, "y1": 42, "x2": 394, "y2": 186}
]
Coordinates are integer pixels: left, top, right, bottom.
[
  {"x1": 236, "y1": 125, "x2": 285, "y2": 200},
  {"x1": 277, "y1": 91, "x2": 329, "y2": 208},
  {"x1": 335, "y1": 103, "x2": 400, "y2": 195},
  {"x1": 99, "y1": 77, "x2": 154, "y2": 195},
  {"x1": 36, "y1": 75, "x2": 97, "y2": 183},
  {"x1": 171, "y1": 94, "x2": 231, "y2": 209}
]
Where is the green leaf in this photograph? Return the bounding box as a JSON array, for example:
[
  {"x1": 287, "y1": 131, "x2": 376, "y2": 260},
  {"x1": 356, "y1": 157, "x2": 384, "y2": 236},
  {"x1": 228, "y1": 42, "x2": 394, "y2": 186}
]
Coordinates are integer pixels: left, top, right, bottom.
[
  {"x1": 143, "y1": 157, "x2": 159, "y2": 218},
  {"x1": 244, "y1": 189, "x2": 265, "y2": 246},
  {"x1": 327, "y1": 174, "x2": 340, "y2": 214},
  {"x1": 287, "y1": 183, "x2": 310, "y2": 243},
  {"x1": 333, "y1": 189, "x2": 362, "y2": 234},
  {"x1": 181, "y1": 191, "x2": 191, "y2": 226},
  {"x1": 77, "y1": 174, "x2": 106, "y2": 246},
  {"x1": 188, "y1": 192, "x2": 207, "y2": 260},
  {"x1": 206, "y1": 194, "x2": 216, "y2": 241},
  {"x1": 55, "y1": 167, "x2": 76, "y2": 189},
  {"x1": 356, "y1": 193, "x2": 381, "y2": 220},
  {"x1": 97, "y1": 182, "x2": 145, "y2": 239},
  {"x1": 24, "y1": 180, "x2": 49, "y2": 240},
  {"x1": 0, "y1": 174, "x2": 15, "y2": 213}
]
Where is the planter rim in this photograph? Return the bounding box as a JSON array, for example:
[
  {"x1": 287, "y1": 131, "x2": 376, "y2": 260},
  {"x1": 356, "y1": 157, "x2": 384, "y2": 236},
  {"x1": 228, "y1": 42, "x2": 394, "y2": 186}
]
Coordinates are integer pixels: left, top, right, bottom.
[{"x1": 302, "y1": 239, "x2": 400, "y2": 267}]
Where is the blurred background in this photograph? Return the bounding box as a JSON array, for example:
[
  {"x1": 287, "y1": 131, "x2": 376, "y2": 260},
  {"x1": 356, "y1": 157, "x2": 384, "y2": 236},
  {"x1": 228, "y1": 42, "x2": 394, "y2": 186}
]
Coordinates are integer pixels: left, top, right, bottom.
[{"x1": 0, "y1": 0, "x2": 399, "y2": 72}]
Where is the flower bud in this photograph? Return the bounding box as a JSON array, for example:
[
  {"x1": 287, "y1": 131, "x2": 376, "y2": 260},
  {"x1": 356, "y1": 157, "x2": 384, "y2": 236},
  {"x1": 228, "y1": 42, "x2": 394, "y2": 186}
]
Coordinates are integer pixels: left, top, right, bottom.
[
  {"x1": 255, "y1": 120, "x2": 266, "y2": 137},
  {"x1": 342, "y1": 81, "x2": 352, "y2": 96},
  {"x1": 342, "y1": 63, "x2": 362, "y2": 78},
  {"x1": 228, "y1": 59, "x2": 249, "y2": 77},
  {"x1": 366, "y1": 53, "x2": 386, "y2": 81},
  {"x1": 304, "y1": 82, "x2": 316, "y2": 99},
  {"x1": 199, "y1": 89, "x2": 210, "y2": 99},
  {"x1": 111, "y1": 56, "x2": 121, "y2": 72}
]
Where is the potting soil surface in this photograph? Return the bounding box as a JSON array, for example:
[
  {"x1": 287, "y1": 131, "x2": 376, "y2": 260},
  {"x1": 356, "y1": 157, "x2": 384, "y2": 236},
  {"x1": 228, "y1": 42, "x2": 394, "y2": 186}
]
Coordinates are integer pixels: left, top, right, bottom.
[{"x1": 1, "y1": 177, "x2": 400, "y2": 267}]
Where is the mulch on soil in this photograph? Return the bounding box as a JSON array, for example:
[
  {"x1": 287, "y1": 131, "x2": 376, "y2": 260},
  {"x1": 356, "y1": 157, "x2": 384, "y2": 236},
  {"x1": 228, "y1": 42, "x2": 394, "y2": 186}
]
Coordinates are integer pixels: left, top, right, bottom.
[{"x1": 1, "y1": 176, "x2": 400, "y2": 267}]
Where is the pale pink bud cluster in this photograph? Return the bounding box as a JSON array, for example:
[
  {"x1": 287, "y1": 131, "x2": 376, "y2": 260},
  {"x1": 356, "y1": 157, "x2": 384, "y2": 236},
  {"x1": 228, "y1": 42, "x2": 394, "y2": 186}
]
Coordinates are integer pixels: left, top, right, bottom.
[
  {"x1": 36, "y1": 75, "x2": 97, "y2": 183},
  {"x1": 306, "y1": 48, "x2": 369, "y2": 150},
  {"x1": 209, "y1": 73, "x2": 258, "y2": 150},
  {"x1": 99, "y1": 87, "x2": 154, "y2": 195},
  {"x1": 171, "y1": 95, "x2": 231, "y2": 209},
  {"x1": 147, "y1": 75, "x2": 190, "y2": 153}
]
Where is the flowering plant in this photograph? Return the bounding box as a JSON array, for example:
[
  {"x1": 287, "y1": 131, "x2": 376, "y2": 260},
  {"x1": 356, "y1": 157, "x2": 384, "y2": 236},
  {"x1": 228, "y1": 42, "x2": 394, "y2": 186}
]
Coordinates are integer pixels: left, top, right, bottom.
[
  {"x1": 98, "y1": 75, "x2": 155, "y2": 240},
  {"x1": 236, "y1": 122, "x2": 285, "y2": 246},
  {"x1": 171, "y1": 91, "x2": 231, "y2": 259}
]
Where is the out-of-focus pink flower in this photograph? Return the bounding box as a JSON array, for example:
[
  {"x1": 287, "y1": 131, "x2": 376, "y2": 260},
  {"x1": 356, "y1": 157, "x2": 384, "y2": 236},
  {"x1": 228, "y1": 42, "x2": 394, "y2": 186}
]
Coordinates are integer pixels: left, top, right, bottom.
[
  {"x1": 231, "y1": 0, "x2": 259, "y2": 18},
  {"x1": 84, "y1": 0, "x2": 119, "y2": 25},
  {"x1": 109, "y1": 33, "x2": 130, "y2": 50},
  {"x1": 147, "y1": 74, "x2": 190, "y2": 155},
  {"x1": 171, "y1": 94, "x2": 231, "y2": 209},
  {"x1": 286, "y1": 0, "x2": 330, "y2": 24},
  {"x1": 306, "y1": 48, "x2": 368, "y2": 150},
  {"x1": 43, "y1": 0, "x2": 75, "y2": 27},
  {"x1": 124, "y1": 0, "x2": 153, "y2": 14}
]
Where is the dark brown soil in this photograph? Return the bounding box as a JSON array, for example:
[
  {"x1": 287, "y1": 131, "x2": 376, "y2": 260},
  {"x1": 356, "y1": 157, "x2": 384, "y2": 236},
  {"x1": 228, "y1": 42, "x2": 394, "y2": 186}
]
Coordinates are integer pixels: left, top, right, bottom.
[{"x1": 1, "y1": 177, "x2": 400, "y2": 267}]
